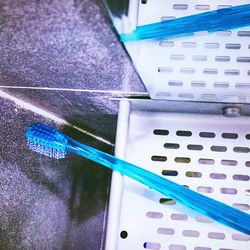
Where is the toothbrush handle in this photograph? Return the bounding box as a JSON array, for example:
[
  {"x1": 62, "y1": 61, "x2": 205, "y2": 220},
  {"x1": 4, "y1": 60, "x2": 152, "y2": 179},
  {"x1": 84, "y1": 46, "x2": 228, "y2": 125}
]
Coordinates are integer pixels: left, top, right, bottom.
[
  {"x1": 121, "y1": 4, "x2": 250, "y2": 42},
  {"x1": 68, "y1": 139, "x2": 250, "y2": 235}
]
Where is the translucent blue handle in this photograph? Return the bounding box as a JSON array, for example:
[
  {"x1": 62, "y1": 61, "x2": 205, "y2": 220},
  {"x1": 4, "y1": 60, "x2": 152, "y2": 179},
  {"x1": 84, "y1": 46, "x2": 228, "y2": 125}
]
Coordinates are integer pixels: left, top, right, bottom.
[
  {"x1": 67, "y1": 137, "x2": 250, "y2": 235},
  {"x1": 121, "y1": 4, "x2": 250, "y2": 42}
]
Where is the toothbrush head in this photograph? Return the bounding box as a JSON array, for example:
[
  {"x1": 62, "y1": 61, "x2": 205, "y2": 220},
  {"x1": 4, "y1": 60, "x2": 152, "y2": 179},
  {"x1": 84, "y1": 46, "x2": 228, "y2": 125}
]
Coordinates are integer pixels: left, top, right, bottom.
[{"x1": 26, "y1": 123, "x2": 68, "y2": 159}]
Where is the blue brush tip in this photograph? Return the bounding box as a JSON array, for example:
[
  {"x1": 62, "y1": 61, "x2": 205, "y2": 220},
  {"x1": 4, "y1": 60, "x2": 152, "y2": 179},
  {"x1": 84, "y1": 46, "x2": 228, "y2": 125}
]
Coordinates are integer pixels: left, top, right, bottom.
[{"x1": 26, "y1": 123, "x2": 68, "y2": 159}]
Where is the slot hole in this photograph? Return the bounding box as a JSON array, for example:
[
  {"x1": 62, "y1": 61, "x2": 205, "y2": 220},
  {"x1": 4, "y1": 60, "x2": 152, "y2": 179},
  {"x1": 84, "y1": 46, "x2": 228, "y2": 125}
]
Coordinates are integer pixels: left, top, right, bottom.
[
  {"x1": 164, "y1": 143, "x2": 180, "y2": 149},
  {"x1": 217, "y1": 5, "x2": 232, "y2": 9},
  {"x1": 199, "y1": 132, "x2": 215, "y2": 138},
  {"x1": 171, "y1": 214, "x2": 188, "y2": 221},
  {"x1": 235, "y1": 83, "x2": 250, "y2": 89},
  {"x1": 151, "y1": 156, "x2": 167, "y2": 162},
  {"x1": 170, "y1": 54, "x2": 185, "y2": 61},
  {"x1": 146, "y1": 212, "x2": 163, "y2": 219},
  {"x1": 161, "y1": 16, "x2": 175, "y2": 21},
  {"x1": 199, "y1": 158, "x2": 214, "y2": 165},
  {"x1": 180, "y1": 68, "x2": 195, "y2": 74},
  {"x1": 220, "y1": 187, "x2": 237, "y2": 194},
  {"x1": 182, "y1": 42, "x2": 197, "y2": 48},
  {"x1": 192, "y1": 55, "x2": 207, "y2": 61},
  {"x1": 204, "y1": 43, "x2": 219, "y2": 49},
  {"x1": 215, "y1": 56, "x2": 230, "y2": 62},
  {"x1": 157, "y1": 228, "x2": 175, "y2": 235},
  {"x1": 214, "y1": 82, "x2": 229, "y2": 88},
  {"x1": 169, "y1": 245, "x2": 186, "y2": 250},
  {"x1": 216, "y1": 30, "x2": 232, "y2": 36},
  {"x1": 179, "y1": 93, "x2": 194, "y2": 99},
  {"x1": 187, "y1": 144, "x2": 203, "y2": 151},
  {"x1": 237, "y1": 57, "x2": 250, "y2": 63},
  {"x1": 186, "y1": 171, "x2": 202, "y2": 178},
  {"x1": 153, "y1": 129, "x2": 169, "y2": 135},
  {"x1": 156, "y1": 92, "x2": 171, "y2": 98},
  {"x1": 143, "y1": 242, "x2": 161, "y2": 250},
  {"x1": 222, "y1": 133, "x2": 238, "y2": 139},
  {"x1": 233, "y1": 147, "x2": 250, "y2": 153},
  {"x1": 191, "y1": 81, "x2": 206, "y2": 87},
  {"x1": 224, "y1": 69, "x2": 240, "y2": 75},
  {"x1": 211, "y1": 146, "x2": 227, "y2": 152},
  {"x1": 237, "y1": 31, "x2": 250, "y2": 37},
  {"x1": 208, "y1": 232, "x2": 225, "y2": 240},
  {"x1": 247, "y1": 134, "x2": 250, "y2": 140},
  {"x1": 197, "y1": 186, "x2": 214, "y2": 193},
  {"x1": 232, "y1": 234, "x2": 250, "y2": 241},
  {"x1": 176, "y1": 130, "x2": 192, "y2": 137},
  {"x1": 232, "y1": 203, "x2": 250, "y2": 211},
  {"x1": 210, "y1": 173, "x2": 226, "y2": 180},
  {"x1": 196, "y1": 216, "x2": 212, "y2": 223},
  {"x1": 221, "y1": 160, "x2": 237, "y2": 166},
  {"x1": 233, "y1": 174, "x2": 249, "y2": 181},
  {"x1": 203, "y1": 69, "x2": 218, "y2": 75},
  {"x1": 162, "y1": 170, "x2": 178, "y2": 176},
  {"x1": 245, "y1": 161, "x2": 250, "y2": 167},
  {"x1": 168, "y1": 80, "x2": 183, "y2": 87},
  {"x1": 159, "y1": 198, "x2": 176, "y2": 205},
  {"x1": 195, "y1": 5, "x2": 210, "y2": 11},
  {"x1": 175, "y1": 157, "x2": 191, "y2": 163},
  {"x1": 182, "y1": 230, "x2": 200, "y2": 237},
  {"x1": 159, "y1": 41, "x2": 174, "y2": 47},
  {"x1": 158, "y1": 67, "x2": 173, "y2": 73},
  {"x1": 173, "y1": 4, "x2": 188, "y2": 10},
  {"x1": 225, "y1": 43, "x2": 241, "y2": 49},
  {"x1": 195, "y1": 248, "x2": 211, "y2": 250}
]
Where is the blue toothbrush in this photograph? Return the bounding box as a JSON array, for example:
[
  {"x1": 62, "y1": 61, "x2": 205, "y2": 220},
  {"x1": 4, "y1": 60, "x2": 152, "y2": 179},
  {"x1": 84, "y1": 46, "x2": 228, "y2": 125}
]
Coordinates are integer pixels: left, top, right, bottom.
[
  {"x1": 121, "y1": 4, "x2": 250, "y2": 42},
  {"x1": 26, "y1": 123, "x2": 250, "y2": 235}
]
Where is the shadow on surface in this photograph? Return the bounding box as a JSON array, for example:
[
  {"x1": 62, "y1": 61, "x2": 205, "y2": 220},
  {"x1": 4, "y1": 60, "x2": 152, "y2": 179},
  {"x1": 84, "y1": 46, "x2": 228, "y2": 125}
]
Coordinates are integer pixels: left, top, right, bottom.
[{"x1": 0, "y1": 98, "x2": 113, "y2": 249}]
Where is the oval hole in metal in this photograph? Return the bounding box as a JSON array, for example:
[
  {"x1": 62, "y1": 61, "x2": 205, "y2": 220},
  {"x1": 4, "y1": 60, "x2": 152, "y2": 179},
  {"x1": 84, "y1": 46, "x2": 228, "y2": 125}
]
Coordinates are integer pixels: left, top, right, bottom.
[
  {"x1": 176, "y1": 130, "x2": 192, "y2": 137},
  {"x1": 164, "y1": 143, "x2": 180, "y2": 149},
  {"x1": 210, "y1": 173, "x2": 226, "y2": 180},
  {"x1": 157, "y1": 228, "x2": 175, "y2": 235},
  {"x1": 153, "y1": 129, "x2": 169, "y2": 135},
  {"x1": 151, "y1": 155, "x2": 167, "y2": 162}
]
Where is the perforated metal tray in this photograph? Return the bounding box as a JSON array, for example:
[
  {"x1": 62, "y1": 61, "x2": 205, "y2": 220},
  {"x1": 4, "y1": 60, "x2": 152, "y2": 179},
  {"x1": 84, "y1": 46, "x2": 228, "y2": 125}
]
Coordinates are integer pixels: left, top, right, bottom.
[
  {"x1": 122, "y1": 0, "x2": 250, "y2": 103},
  {"x1": 104, "y1": 1, "x2": 250, "y2": 249},
  {"x1": 106, "y1": 100, "x2": 250, "y2": 250}
]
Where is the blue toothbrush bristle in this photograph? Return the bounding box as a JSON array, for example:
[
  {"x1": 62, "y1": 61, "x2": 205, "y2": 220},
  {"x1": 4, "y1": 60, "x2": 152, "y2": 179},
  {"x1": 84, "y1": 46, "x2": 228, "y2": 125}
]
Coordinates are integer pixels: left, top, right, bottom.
[{"x1": 26, "y1": 123, "x2": 68, "y2": 159}]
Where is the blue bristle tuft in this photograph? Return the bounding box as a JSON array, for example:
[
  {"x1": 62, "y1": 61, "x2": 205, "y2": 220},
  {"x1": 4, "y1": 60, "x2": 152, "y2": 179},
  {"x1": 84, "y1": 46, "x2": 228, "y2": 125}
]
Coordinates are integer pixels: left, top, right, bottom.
[{"x1": 26, "y1": 123, "x2": 68, "y2": 159}]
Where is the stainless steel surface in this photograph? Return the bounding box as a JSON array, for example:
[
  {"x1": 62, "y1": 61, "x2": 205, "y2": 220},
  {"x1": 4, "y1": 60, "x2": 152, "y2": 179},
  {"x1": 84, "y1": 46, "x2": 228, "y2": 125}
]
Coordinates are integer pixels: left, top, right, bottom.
[{"x1": 107, "y1": 99, "x2": 250, "y2": 249}]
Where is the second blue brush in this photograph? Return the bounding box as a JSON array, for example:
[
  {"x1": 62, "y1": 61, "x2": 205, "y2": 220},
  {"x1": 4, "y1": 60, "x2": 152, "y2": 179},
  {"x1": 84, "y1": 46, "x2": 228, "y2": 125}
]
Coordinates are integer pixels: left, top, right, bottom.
[{"x1": 121, "y1": 4, "x2": 250, "y2": 42}]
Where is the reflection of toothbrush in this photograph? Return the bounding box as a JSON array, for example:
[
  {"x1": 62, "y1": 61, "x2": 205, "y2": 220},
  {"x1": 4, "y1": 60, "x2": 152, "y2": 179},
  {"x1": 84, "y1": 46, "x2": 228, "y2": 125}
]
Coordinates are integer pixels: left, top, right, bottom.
[
  {"x1": 26, "y1": 123, "x2": 250, "y2": 235},
  {"x1": 121, "y1": 4, "x2": 250, "y2": 42}
]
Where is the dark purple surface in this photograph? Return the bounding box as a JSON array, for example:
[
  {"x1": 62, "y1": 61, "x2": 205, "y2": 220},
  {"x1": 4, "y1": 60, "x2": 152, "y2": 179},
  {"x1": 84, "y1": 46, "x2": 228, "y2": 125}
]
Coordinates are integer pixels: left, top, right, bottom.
[
  {"x1": 0, "y1": 0, "x2": 146, "y2": 143},
  {"x1": 0, "y1": 97, "x2": 112, "y2": 249},
  {"x1": 0, "y1": 0, "x2": 143, "y2": 91}
]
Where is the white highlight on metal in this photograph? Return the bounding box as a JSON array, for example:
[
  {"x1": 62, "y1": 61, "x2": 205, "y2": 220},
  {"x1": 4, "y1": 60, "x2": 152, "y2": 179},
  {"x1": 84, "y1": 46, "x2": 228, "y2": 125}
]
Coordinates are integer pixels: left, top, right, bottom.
[
  {"x1": 0, "y1": 86, "x2": 148, "y2": 96},
  {"x1": 0, "y1": 90, "x2": 113, "y2": 146},
  {"x1": 105, "y1": 100, "x2": 131, "y2": 250}
]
